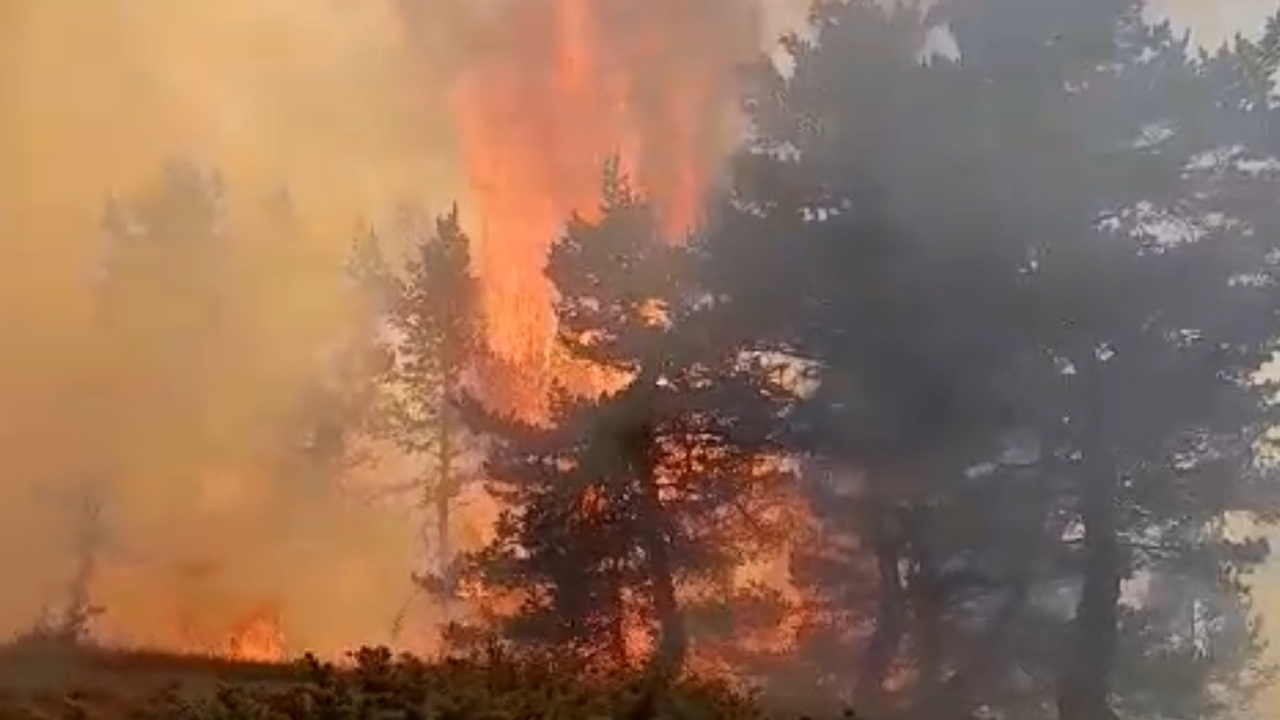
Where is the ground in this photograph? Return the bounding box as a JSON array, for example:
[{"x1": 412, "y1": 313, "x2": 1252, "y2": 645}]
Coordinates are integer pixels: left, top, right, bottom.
[{"x1": 0, "y1": 639, "x2": 294, "y2": 719}]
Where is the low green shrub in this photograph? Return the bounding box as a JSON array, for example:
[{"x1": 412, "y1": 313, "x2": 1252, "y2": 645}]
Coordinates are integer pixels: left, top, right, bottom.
[{"x1": 132, "y1": 646, "x2": 779, "y2": 720}]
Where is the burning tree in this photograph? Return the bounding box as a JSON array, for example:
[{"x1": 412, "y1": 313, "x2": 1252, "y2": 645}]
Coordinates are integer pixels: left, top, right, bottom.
[{"x1": 453, "y1": 164, "x2": 792, "y2": 680}]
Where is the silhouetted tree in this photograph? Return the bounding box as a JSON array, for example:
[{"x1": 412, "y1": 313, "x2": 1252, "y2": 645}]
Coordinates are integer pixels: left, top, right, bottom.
[
  {"x1": 940, "y1": 3, "x2": 1280, "y2": 717},
  {"x1": 457, "y1": 164, "x2": 792, "y2": 683},
  {"x1": 708, "y1": 3, "x2": 1030, "y2": 713},
  {"x1": 704, "y1": 1, "x2": 1280, "y2": 718},
  {"x1": 378, "y1": 206, "x2": 481, "y2": 596}
]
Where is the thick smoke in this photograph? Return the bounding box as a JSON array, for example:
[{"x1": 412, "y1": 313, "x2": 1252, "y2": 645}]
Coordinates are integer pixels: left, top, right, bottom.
[{"x1": 0, "y1": 0, "x2": 460, "y2": 656}]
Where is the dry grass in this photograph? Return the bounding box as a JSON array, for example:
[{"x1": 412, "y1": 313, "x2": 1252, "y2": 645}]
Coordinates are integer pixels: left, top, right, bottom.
[{"x1": 0, "y1": 640, "x2": 294, "y2": 719}]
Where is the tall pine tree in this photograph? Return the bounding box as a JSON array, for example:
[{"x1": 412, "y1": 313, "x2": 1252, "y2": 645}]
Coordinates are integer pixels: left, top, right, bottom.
[
  {"x1": 376, "y1": 206, "x2": 481, "y2": 606},
  {"x1": 456, "y1": 163, "x2": 792, "y2": 682},
  {"x1": 704, "y1": 1, "x2": 1280, "y2": 717}
]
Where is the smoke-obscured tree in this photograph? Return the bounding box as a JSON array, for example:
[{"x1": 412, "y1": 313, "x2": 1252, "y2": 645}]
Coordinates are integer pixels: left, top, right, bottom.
[
  {"x1": 704, "y1": 1, "x2": 1280, "y2": 717},
  {"x1": 44, "y1": 161, "x2": 228, "y2": 647},
  {"x1": 278, "y1": 226, "x2": 395, "y2": 488},
  {"x1": 93, "y1": 161, "x2": 231, "y2": 506},
  {"x1": 19, "y1": 483, "x2": 109, "y2": 647},
  {"x1": 376, "y1": 207, "x2": 481, "y2": 600},
  {"x1": 97, "y1": 160, "x2": 227, "y2": 380},
  {"x1": 454, "y1": 164, "x2": 793, "y2": 683},
  {"x1": 56, "y1": 484, "x2": 108, "y2": 643},
  {"x1": 941, "y1": 2, "x2": 1280, "y2": 717},
  {"x1": 707, "y1": 3, "x2": 1031, "y2": 714}
]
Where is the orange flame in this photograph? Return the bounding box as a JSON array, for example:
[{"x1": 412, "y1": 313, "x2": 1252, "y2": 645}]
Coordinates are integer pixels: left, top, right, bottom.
[
  {"x1": 223, "y1": 602, "x2": 288, "y2": 662},
  {"x1": 414, "y1": 0, "x2": 761, "y2": 416}
]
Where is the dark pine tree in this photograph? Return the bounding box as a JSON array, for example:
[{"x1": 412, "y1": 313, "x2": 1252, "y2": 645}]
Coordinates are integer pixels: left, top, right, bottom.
[
  {"x1": 937, "y1": 3, "x2": 1280, "y2": 717},
  {"x1": 455, "y1": 162, "x2": 793, "y2": 686},
  {"x1": 705, "y1": 1, "x2": 1280, "y2": 718},
  {"x1": 707, "y1": 3, "x2": 1030, "y2": 714}
]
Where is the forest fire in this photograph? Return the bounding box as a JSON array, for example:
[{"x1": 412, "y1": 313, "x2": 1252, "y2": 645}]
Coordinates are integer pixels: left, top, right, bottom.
[
  {"x1": 396, "y1": 0, "x2": 810, "y2": 668},
  {"x1": 7, "y1": 2, "x2": 1280, "y2": 717},
  {"x1": 1, "y1": 0, "x2": 791, "y2": 669},
  {"x1": 1, "y1": 0, "x2": 805, "y2": 676}
]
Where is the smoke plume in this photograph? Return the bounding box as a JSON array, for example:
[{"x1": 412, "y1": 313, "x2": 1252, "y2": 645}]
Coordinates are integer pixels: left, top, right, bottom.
[{"x1": 0, "y1": 0, "x2": 464, "y2": 656}]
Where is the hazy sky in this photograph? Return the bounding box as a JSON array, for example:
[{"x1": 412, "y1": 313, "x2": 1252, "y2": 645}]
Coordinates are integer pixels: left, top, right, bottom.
[{"x1": 1153, "y1": 0, "x2": 1276, "y2": 45}]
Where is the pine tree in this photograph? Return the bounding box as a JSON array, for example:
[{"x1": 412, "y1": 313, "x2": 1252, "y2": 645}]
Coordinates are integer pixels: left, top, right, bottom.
[
  {"x1": 378, "y1": 206, "x2": 481, "y2": 600},
  {"x1": 705, "y1": 1, "x2": 1280, "y2": 717},
  {"x1": 49, "y1": 160, "x2": 228, "y2": 648},
  {"x1": 710, "y1": 3, "x2": 1032, "y2": 712},
  {"x1": 278, "y1": 226, "x2": 393, "y2": 486},
  {"x1": 938, "y1": 4, "x2": 1280, "y2": 717},
  {"x1": 456, "y1": 163, "x2": 792, "y2": 681}
]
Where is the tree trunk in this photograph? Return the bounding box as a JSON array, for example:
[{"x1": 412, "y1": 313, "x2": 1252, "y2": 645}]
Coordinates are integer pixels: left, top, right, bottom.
[
  {"x1": 1058, "y1": 457, "x2": 1122, "y2": 720},
  {"x1": 910, "y1": 548, "x2": 945, "y2": 702},
  {"x1": 857, "y1": 510, "x2": 907, "y2": 712},
  {"x1": 627, "y1": 418, "x2": 688, "y2": 676},
  {"x1": 609, "y1": 564, "x2": 630, "y2": 669},
  {"x1": 436, "y1": 490, "x2": 451, "y2": 582},
  {"x1": 920, "y1": 473, "x2": 1059, "y2": 719},
  {"x1": 437, "y1": 396, "x2": 454, "y2": 574},
  {"x1": 644, "y1": 527, "x2": 686, "y2": 674},
  {"x1": 434, "y1": 367, "x2": 459, "y2": 616}
]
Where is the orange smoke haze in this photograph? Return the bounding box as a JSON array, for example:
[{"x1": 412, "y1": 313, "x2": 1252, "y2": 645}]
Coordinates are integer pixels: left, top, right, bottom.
[
  {"x1": 0, "y1": 0, "x2": 464, "y2": 658},
  {"x1": 0, "y1": 0, "x2": 807, "y2": 659}
]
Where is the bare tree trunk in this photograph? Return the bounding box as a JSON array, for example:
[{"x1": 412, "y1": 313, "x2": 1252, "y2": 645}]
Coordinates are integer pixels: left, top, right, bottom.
[
  {"x1": 616, "y1": 410, "x2": 687, "y2": 720},
  {"x1": 1058, "y1": 448, "x2": 1122, "y2": 720},
  {"x1": 436, "y1": 488, "x2": 451, "y2": 587},
  {"x1": 910, "y1": 547, "x2": 945, "y2": 700},
  {"x1": 853, "y1": 495, "x2": 907, "y2": 714},
  {"x1": 919, "y1": 473, "x2": 1060, "y2": 719},
  {"x1": 60, "y1": 484, "x2": 107, "y2": 643},
  {"x1": 609, "y1": 563, "x2": 630, "y2": 669}
]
